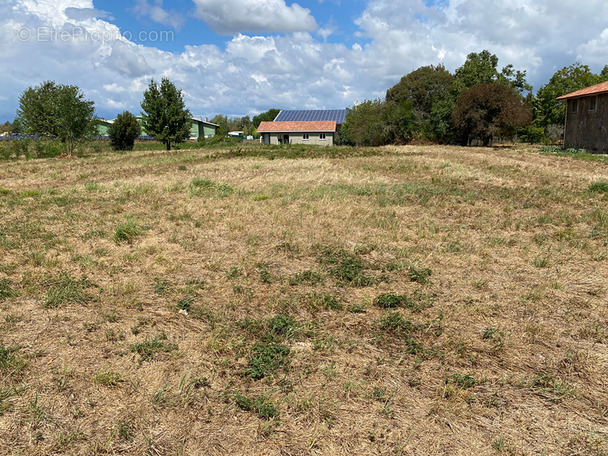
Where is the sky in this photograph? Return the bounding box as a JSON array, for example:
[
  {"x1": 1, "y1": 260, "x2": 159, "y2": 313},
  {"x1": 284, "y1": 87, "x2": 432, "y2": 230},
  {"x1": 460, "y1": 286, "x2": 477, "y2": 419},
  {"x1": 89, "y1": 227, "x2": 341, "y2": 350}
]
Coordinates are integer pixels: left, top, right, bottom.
[{"x1": 1, "y1": 0, "x2": 607, "y2": 122}]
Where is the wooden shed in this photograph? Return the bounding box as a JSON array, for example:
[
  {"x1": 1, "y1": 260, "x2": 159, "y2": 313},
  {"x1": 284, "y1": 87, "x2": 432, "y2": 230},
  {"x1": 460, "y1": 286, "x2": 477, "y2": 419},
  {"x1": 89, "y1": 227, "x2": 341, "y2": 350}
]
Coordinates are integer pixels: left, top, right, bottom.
[{"x1": 557, "y1": 81, "x2": 608, "y2": 152}]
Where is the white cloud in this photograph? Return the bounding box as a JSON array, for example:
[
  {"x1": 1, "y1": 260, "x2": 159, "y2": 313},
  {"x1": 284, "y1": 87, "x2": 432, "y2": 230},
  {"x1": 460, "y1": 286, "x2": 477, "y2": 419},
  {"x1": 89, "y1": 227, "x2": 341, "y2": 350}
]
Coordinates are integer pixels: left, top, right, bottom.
[
  {"x1": 2, "y1": 0, "x2": 608, "y2": 123},
  {"x1": 132, "y1": 0, "x2": 184, "y2": 30},
  {"x1": 192, "y1": 0, "x2": 318, "y2": 35}
]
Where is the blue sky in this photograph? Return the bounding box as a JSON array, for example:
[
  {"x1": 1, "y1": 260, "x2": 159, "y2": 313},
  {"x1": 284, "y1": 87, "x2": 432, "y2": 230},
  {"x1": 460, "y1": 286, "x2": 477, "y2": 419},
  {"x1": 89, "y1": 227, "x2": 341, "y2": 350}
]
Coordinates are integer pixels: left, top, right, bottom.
[
  {"x1": 1, "y1": 1, "x2": 607, "y2": 122},
  {"x1": 92, "y1": 1, "x2": 369, "y2": 52}
]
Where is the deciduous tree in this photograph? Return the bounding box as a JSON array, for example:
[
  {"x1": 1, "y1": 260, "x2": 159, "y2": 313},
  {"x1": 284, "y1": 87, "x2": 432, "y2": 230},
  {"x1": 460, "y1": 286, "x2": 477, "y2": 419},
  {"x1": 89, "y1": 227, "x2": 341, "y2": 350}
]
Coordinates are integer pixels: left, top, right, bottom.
[
  {"x1": 534, "y1": 63, "x2": 603, "y2": 128},
  {"x1": 141, "y1": 78, "x2": 192, "y2": 151},
  {"x1": 452, "y1": 83, "x2": 531, "y2": 146},
  {"x1": 386, "y1": 64, "x2": 455, "y2": 141},
  {"x1": 16, "y1": 81, "x2": 96, "y2": 154}
]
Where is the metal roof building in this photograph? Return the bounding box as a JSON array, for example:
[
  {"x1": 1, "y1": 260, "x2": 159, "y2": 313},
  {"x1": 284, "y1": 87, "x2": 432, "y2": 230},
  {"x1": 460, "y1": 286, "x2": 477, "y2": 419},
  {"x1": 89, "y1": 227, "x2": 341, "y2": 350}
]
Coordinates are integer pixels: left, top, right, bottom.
[
  {"x1": 274, "y1": 110, "x2": 347, "y2": 125},
  {"x1": 558, "y1": 81, "x2": 608, "y2": 152}
]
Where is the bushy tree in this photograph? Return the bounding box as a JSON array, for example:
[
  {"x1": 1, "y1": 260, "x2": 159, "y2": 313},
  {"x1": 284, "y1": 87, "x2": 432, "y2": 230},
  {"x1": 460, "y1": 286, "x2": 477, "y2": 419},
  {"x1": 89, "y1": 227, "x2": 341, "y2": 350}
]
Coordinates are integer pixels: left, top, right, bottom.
[
  {"x1": 141, "y1": 78, "x2": 192, "y2": 150},
  {"x1": 386, "y1": 64, "x2": 455, "y2": 141},
  {"x1": 253, "y1": 109, "x2": 280, "y2": 128},
  {"x1": 108, "y1": 111, "x2": 141, "y2": 151},
  {"x1": 341, "y1": 99, "x2": 414, "y2": 147},
  {"x1": 534, "y1": 63, "x2": 603, "y2": 128},
  {"x1": 16, "y1": 81, "x2": 96, "y2": 154},
  {"x1": 452, "y1": 83, "x2": 531, "y2": 146},
  {"x1": 210, "y1": 114, "x2": 229, "y2": 136}
]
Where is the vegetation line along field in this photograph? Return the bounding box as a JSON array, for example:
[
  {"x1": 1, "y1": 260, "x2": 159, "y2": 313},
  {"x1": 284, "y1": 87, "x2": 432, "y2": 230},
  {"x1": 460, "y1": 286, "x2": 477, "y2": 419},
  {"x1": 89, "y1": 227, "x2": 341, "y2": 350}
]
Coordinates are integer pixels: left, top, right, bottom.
[{"x1": 1, "y1": 143, "x2": 608, "y2": 455}]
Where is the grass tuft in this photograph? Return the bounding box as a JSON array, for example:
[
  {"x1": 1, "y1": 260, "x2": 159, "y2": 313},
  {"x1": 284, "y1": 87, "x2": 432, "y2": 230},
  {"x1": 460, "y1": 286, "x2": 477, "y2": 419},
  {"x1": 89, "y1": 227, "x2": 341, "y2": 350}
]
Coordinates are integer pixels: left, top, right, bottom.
[
  {"x1": 130, "y1": 333, "x2": 178, "y2": 364},
  {"x1": 0, "y1": 344, "x2": 26, "y2": 375},
  {"x1": 44, "y1": 273, "x2": 96, "y2": 308},
  {"x1": 0, "y1": 278, "x2": 16, "y2": 301},
  {"x1": 113, "y1": 219, "x2": 144, "y2": 244},
  {"x1": 587, "y1": 181, "x2": 608, "y2": 194}
]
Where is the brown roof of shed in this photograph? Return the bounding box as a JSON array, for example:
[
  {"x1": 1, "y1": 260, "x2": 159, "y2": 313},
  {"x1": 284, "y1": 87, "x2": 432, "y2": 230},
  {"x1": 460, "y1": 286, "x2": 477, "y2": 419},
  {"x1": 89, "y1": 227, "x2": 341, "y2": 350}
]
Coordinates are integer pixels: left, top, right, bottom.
[
  {"x1": 257, "y1": 121, "x2": 337, "y2": 133},
  {"x1": 557, "y1": 81, "x2": 608, "y2": 100}
]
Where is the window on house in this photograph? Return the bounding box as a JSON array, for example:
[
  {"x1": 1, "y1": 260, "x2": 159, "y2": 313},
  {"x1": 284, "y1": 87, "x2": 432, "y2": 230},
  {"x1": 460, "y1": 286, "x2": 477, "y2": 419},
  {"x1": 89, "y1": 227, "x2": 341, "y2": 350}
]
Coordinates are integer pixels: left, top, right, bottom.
[
  {"x1": 590, "y1": 96, "x2": 597, "y2": 112},
  {"x1": 319, "y1": 133, "x2": 326, "y2": 140},
  {"x1": 571, "y1": 99, "x2": 578, "y2": 113},
  {"x1": 303, "y1": 133, "x2": 309, "y2": 140}
]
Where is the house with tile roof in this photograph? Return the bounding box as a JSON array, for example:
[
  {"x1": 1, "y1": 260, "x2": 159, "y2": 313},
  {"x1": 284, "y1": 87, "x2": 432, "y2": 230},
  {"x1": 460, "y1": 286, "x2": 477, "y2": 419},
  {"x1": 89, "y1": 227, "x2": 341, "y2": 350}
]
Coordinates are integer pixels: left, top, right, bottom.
[
  {"x1": 257, "y1": 121, "x2": 338, "y2": 146},
  {"x1": 557, "y1": 81, "x2": 608, "y2": 151}
]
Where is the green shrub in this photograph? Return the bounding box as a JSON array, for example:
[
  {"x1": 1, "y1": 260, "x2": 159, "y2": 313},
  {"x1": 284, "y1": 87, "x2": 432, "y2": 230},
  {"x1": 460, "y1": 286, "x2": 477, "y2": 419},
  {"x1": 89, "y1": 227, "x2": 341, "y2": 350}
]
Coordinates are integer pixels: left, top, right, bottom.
[
  {"x1": 518, "y1": 125, "x2": 546, "y2": 144},
  {"x1": 0, "y1": 144, "x2": 11, "y2": 160},
  {"x1": 108, "y1": 111, "x2": 141, "y2": 151},
  {"x1": 199, "y1": 136, "x2": 242, "y2": 147},
  {"x1": 35, "y1": 140, "x2": 64, "y2": 158}
]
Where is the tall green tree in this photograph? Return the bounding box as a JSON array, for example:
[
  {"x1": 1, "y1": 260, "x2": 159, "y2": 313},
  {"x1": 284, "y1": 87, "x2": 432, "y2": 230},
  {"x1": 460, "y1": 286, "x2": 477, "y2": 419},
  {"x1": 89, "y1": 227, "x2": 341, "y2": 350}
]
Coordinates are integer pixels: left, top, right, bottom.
[
  {"x1": 452, "y1": 83, "x2": 531, "y2": 146},
  {"x1": 108, "y1": 111, "x2": 141, "y2": 151},
  {"x1": 534, "y1": 63, "x2": 604, "y2": 128},
  {"x1": 141, "y1": 78, "x2": 192, "y2": 150},
  {"x1": 16, "y1": 81, "x2": 97, "y2": 154},
  {"x1": 455, "y1": 50, "x2": 531, "y2": 94},
  {"x1": 386, "y1": 64, "x2": 455, "y2": 141}
]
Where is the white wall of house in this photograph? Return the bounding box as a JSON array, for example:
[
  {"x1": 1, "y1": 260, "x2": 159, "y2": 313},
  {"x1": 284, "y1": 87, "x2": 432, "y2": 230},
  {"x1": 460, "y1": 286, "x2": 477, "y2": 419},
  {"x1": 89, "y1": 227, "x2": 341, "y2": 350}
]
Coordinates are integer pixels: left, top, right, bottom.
[{"x1": 261, "y1": 132, "x2": 334, "y2": 146}]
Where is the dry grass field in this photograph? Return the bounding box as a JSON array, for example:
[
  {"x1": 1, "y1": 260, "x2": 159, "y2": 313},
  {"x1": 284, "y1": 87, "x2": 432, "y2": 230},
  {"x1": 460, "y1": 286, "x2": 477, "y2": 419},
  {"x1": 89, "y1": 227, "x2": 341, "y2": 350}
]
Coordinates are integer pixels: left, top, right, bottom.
[{"x1": 1, "y1": 144, "x2": 608, "y2": 455}]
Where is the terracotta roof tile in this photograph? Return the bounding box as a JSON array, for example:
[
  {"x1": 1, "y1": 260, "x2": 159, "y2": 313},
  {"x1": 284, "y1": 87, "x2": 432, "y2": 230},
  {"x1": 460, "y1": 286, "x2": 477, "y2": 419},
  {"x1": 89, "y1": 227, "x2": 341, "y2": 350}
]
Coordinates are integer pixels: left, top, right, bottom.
[
  {"x1": 257, "y1": 121, "x2": 337, "y2": 133},
  {"x1": 557, "y1": 81, "x2": 608, "y2": 100}
]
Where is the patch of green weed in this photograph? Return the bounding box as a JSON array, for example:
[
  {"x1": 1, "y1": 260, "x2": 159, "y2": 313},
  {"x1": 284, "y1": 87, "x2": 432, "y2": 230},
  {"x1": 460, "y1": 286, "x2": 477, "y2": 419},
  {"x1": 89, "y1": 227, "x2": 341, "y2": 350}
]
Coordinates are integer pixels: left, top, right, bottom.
[{"x1": 245, "y1": 343, "x2": 291, "y2": 379}]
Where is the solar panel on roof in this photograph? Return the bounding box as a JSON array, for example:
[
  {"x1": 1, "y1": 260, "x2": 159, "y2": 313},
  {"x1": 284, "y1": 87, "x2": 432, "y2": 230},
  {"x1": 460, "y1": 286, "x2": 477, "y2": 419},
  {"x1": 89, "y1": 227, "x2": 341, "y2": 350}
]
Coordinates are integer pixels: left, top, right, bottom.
[{"x1": 275, "y1": 110, "x2": 347, "y2": 124}]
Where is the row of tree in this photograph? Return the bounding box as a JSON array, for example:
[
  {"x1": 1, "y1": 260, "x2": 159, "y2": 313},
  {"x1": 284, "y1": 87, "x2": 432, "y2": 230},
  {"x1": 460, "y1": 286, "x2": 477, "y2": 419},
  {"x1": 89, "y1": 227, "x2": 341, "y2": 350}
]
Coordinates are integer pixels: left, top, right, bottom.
[
  {"x1": 11, "y1": 77, "x2": 281, "y2": 152},
  {"x1": 208, "y1": 108, "x2": 280, "y2": 137},
  {"x1": 9, "y1": 50, "x2": 608, "y2": 151},
  {"x1": 340, "y1": 51, "x2": 608, "y2": 147},
  {"x1": 13, "y1": 78, "x2": 193, "y2": 153}
]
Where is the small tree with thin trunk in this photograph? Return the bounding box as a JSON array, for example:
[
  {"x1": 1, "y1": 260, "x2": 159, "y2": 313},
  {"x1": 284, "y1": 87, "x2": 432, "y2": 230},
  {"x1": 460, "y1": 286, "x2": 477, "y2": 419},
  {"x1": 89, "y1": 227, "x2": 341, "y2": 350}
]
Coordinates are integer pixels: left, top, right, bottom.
[
  {"x1": 141, "y1": 78, "x2": 192, "y2": 150},
  {"x1": 108, "y1": 111, "x2": 141, "y2": 151}
]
